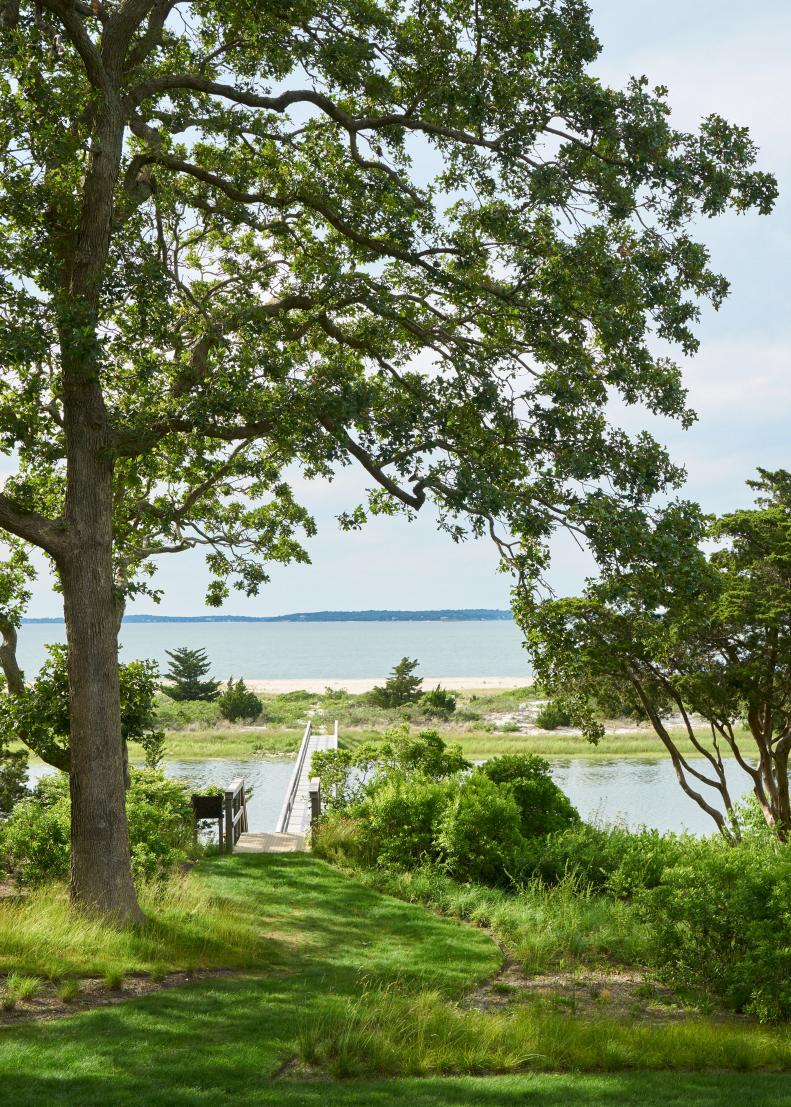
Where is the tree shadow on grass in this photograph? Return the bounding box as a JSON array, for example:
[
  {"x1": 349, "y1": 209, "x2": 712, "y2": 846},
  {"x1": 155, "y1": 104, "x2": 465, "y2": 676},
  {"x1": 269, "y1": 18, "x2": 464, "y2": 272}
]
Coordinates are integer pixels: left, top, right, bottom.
[{"x1": 2, "y1": 856, "x2": 790, "y2": 1105}]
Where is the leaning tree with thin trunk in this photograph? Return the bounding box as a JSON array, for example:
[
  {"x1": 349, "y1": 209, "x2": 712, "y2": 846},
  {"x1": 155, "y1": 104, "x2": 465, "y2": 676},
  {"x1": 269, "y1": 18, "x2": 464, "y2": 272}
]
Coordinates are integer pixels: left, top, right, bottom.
[
  {"x1": 516, "y1": 471, "x2": 791, "y2": 842},
  {"x1": 0, "y1": 0, "x2": 775, "y2": 920}
]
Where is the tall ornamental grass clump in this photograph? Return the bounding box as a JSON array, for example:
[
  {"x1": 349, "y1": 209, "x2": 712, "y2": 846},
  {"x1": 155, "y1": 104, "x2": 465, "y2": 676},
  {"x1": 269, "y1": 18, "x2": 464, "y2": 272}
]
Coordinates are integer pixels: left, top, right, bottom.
[{"x1": 0, "y1": 770, "x2": 196, "y2": 885}]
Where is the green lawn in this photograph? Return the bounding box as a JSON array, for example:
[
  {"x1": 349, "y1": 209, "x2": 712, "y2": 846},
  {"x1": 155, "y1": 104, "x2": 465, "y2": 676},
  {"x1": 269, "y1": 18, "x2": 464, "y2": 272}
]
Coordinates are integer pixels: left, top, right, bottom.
[{"x1": 1, "y1": 855, "x2": 790, "y2": 1105}]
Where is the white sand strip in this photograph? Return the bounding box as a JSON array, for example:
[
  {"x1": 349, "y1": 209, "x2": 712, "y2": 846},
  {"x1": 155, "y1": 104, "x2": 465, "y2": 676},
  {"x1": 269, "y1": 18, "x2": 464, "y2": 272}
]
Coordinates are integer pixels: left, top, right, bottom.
[{"x1": 245, "y1": 676, "x2": 534, "y2": 694}]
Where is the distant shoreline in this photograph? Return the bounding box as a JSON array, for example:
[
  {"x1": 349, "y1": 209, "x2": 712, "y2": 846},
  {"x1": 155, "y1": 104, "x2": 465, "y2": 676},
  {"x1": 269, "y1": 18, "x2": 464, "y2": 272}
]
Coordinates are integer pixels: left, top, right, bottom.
[{"x1": 22, "y1": 608, "x2": 514, "y2": 625}]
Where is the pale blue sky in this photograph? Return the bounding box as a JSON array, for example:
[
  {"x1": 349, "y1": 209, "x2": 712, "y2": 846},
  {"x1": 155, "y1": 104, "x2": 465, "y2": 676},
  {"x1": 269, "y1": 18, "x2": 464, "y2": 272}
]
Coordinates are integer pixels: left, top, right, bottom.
[{"x1": 15, "y1": 1, "x2": 791, "y2": 616}]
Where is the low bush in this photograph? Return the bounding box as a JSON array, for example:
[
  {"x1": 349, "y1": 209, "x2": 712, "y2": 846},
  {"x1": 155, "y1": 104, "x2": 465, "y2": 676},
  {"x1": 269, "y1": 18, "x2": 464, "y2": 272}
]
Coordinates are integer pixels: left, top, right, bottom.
[
  {"x1": 535, "y1": 700, "x2": 572, "y2": 729},
  {"x1": 420, "y1": 685, "x2": 457, "y2": 718},
  {"x1": 526, "y1": 823, "x2": 686, "y2": 897},
  {"x1": 479, "y1": 755, "x2": 580, "y2": 839},
  {"x1": 357, "y1": 776, "x2": 454, "y2": 869},
  {"x1": 642, "y1": 839, "x2": 791, "y2": 1021},
  {"x1": 0, "y1": 770, "x2": 196, "y2": 885},
  {"x1": 217, "y1": 679, "x2": 262, "y2": 723},
  {"x1": 155, "y1": 697, "x2": 222, "y2": 730}
]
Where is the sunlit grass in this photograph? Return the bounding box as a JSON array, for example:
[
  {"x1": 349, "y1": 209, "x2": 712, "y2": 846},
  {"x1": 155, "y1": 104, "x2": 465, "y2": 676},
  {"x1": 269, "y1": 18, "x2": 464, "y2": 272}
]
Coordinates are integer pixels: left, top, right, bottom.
[
  {"x1": 0, "y1": 873, "x2": 270, "y2": 978},
  {"x1": 296, "y1": 986, "x2": 791, "y2": 1078}
]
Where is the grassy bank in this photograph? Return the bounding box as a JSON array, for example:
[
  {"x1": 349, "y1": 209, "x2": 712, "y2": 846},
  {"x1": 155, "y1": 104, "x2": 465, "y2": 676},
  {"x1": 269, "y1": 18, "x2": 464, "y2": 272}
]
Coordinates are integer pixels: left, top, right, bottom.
[{"x1": 1, "y1": 855, "x2": 790, "y2": 1104}]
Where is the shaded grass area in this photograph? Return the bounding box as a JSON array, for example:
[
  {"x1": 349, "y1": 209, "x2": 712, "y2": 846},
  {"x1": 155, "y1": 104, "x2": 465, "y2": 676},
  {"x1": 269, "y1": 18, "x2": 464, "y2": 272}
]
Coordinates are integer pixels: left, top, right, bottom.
[
  {"x1": 1, "y1": 855, "x2": 790, "y2": 1105},
  {"x1": 332, "y1": 863, "x2": 650, "y2": 973}
]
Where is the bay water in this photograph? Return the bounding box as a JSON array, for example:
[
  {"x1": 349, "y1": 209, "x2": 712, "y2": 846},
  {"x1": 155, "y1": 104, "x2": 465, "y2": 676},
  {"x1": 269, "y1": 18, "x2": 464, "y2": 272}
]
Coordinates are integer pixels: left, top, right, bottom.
[{"x1": 16, "y1": 619, "x2": 530, "y2": 681}]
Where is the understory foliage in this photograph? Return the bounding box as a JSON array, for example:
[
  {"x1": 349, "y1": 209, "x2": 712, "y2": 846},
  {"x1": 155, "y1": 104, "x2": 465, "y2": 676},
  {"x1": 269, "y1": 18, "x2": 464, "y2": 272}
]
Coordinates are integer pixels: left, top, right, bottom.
[
  {"x1": 0, "y1": 771, "x2": 195, "y2": 885},
  {"x1": 314, "y1": 734, "x2": 791, "y2": 1021},
  {"x1": 517, "y1": 470, "x2": 791, "y2": 841}
]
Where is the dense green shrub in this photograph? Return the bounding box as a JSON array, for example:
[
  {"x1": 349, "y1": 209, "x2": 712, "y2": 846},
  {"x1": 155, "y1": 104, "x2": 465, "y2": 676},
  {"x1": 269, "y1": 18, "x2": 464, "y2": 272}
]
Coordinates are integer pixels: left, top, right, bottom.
[
  {"x1": 0, "y1": 747, "x2": 28, "y2": 817},
  {"x1": 479, "y1": 755, "x2": 579, "y2": 839},
  {"x1": 525, "y1": 823, "x2": 685, "y2": 897},
  {"x1": 217, "y1": 679, "x2": 262, "y2": 723},
  {"x1": 312, "y1": 726, "x2": 469, "y2": 814},
  {"x1": 641, "y1": 840, "x2": 791, "y2": 1020},
  {"x1": 357, "y1": 776, "x2": 453, "y2": 868},
  {"x1": 534, "y1": 700, "x2": 572, "y2": 729},
  {"x1": 420, "y1": 685, "x2": 457, "y2": 718},
  {"x1": 0, "y1": 770, "x2": 195, "y2": 885},
  {"x1": 0, "y1": 776, "x2": 70, "y2": 884},
  {"x1": 435, "y1": 774, "x2": 525, "y2": 885}
]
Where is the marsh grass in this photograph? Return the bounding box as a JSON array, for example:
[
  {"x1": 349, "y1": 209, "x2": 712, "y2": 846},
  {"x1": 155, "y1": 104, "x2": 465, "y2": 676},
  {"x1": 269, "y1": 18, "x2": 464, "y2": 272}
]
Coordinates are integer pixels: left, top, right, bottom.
[
  {"x1": 296, "y1": 986, "x2": 791, "y2": 1078},
  {"x1": 0, "y1": 874, "x2": 267, "y2": 979}
]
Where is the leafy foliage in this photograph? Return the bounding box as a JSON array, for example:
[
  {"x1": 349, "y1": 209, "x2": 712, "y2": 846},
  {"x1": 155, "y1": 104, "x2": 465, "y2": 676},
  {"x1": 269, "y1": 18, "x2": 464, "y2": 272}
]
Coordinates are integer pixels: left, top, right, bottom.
[
  {"x1": 0, "y1": 748, "x2": 27, "y2": 818},
  {"x1": 162, "y1": 648, "x2": 220, "y2": 703},
  {"x1": 517, "y1": 470, "x2": 791, "y2": 840},
  {"x1": 369, "y1": 658, "x2": 423, "y2": 709},
  {"x1": 217, "y1": 679, "x2": 262, "y2": 723},
  {"x1": 0, "y1": 645, "x2": 166, "y2": 772},
  {"x1": 642, "y1": 840, "x2": 791, "y2": 1021},
  {"x1": 480, "y1": 755, "x2": 580, "y2": 839},
  {"x1": 0, "y1": 771, "x2": 195, "y2": 885},
  {"x1": 0, "y1": 0, "x2": 777, "y2": 913}
]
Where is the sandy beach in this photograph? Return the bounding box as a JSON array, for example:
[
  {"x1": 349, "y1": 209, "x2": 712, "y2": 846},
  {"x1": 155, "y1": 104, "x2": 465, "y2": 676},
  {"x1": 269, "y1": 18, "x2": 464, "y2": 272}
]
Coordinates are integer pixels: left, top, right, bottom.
[{"x1": 245, "y1": 676, "x2": 534, "y2": 694}]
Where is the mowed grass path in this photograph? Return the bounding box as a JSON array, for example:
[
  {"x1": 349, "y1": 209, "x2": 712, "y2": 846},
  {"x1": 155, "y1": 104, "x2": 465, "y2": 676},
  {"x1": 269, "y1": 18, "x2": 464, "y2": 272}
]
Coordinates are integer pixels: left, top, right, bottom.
[{"x1": 1, "y1": 855, "x2": 790, "y2": 1105}]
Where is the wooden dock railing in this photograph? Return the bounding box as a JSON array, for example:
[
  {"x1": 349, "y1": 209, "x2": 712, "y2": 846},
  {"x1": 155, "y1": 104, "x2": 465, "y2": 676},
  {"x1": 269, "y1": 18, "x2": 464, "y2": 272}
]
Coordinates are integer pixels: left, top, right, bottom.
[
  {"x1": 276, "y1": 720, "x2": 313, "y2": 834},
  {"x1": 192, "y1": 778, "x2": 249, "y2": 853}
]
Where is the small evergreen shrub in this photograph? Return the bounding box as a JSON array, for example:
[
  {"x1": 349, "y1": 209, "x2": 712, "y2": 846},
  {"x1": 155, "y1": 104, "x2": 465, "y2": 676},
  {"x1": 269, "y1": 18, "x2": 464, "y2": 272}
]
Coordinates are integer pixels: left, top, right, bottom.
[
  {"x1": 162, "y1": 647, "x2": 220, "y2": 702},
  {"x1": 368, "y1": 657, "x2": 423, "y2": 708},
  {"x1": 420, "y1": 685, "x2": 457, "y2": 718},
  {"x1": 217, "y1": 678, "x2": 262, "y2": 723}
]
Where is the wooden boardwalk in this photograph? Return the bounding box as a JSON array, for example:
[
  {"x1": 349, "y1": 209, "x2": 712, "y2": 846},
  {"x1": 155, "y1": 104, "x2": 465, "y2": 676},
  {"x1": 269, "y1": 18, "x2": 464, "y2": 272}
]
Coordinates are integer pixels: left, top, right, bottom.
[{"x1": 235, "y1": 720, "x2": 338, "y2": 853}]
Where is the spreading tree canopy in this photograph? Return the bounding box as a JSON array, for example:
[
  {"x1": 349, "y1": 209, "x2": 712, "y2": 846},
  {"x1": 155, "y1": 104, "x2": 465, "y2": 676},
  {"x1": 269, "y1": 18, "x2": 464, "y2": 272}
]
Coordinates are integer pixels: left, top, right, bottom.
[
  {"x1": 0, "y1": 0, "x2": 776, "y2": 918},
  {"x1": 517, "y1": 471, "x2": 791, "y2": 842}
]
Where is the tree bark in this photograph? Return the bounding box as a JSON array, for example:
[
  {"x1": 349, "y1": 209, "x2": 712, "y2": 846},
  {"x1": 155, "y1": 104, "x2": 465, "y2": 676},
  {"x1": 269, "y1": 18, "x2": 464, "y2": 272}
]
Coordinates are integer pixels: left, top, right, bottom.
[{"x1": 60, "y1": 409, "x2": 143, "y2": 924}]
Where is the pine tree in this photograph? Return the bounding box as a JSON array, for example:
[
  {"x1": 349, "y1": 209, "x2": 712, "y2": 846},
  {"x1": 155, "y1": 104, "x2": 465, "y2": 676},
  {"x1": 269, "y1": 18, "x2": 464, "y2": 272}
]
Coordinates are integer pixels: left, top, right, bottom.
[
  {"x1": 370, "y1": 657, "x2": 423, "y2": 708},
  {"x1": 162, "y1": 648, "x2": 220, "y2": 703}
]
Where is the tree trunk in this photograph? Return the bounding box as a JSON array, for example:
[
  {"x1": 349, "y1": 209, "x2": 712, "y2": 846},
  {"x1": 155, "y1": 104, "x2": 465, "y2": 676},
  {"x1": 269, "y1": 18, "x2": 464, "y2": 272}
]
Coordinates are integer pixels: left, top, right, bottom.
[{"x1": 60, "y1": 424, "x2": 143, "y2": 924}]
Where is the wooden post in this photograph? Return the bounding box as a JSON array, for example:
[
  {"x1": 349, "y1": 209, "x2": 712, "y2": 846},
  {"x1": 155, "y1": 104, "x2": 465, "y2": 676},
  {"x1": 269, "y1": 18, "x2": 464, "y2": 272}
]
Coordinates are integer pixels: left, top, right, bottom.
[
  {"x1": 309, "y1": 778, "x2": 321, "y2": 828},
  {"x1": 224, "y1": 786, "x2": 234, "y2": 854}
]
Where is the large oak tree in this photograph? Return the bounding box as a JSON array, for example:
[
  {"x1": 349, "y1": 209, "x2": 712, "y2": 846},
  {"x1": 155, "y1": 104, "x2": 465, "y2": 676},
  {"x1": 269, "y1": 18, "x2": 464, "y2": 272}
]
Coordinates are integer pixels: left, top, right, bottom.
[{"x1": 0, "y1": 0, "x2": 775, "y2": 919}]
